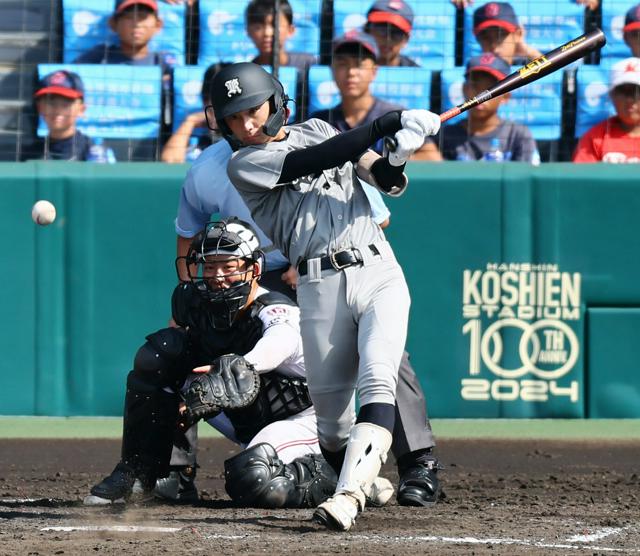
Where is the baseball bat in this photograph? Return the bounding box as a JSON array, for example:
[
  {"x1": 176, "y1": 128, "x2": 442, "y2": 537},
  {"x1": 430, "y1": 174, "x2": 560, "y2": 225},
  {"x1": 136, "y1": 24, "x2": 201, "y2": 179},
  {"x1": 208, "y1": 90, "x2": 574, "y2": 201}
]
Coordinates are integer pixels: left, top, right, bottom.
[{"x1": 386, "y1": 28, "x2": 606, "y2": 152}]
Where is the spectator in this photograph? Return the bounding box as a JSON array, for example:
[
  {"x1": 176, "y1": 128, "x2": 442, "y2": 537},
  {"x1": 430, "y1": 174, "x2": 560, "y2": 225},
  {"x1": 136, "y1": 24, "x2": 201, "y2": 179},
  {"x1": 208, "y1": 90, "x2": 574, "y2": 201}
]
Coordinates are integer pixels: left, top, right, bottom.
[
  {"x1": 364, "y1": 0, "x2": 419, "y2": 67},
  {"x1": 74, "y1": 0, "x2": 174, "y2": 73},
  {"x1": 24, "y1": 70, "x2": 111, "y2": 162},
  {"x1": 439, "y1": 53, "x2": 539, "y2": 162},
  {"x1": 245, "y1": 0, "x2": 318, "y2": 118},
  {"x1": 451, "y1": 0, "x2": 599, "y2": 9},
  {"x1": 472, "y1": 2, "x2": 542, "y2": 65},
  {"x1": 310, "y1": 31, "x2": 441, "y2": 160},
  {"x1": 161, "y1": 62, "x2": 228, "y2": 163},
  {"x1": 624, "y1": 4, "x2": 640, "y2": 58},
  {"x1": 573, "y1": 57, "x2": 640, "y2": 163}
]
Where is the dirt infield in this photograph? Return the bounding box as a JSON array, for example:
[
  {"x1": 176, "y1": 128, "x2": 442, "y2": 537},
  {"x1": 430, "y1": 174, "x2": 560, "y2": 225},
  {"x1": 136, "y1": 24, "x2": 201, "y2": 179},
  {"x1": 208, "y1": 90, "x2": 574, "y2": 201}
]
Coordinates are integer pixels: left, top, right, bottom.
[{"x1": 1, "y1": 437, "x2": 639, "y2": 555}]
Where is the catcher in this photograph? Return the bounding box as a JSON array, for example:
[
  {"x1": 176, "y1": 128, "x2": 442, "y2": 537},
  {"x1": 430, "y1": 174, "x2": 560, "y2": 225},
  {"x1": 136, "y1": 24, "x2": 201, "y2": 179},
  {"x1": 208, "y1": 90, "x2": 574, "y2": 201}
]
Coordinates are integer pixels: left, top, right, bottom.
[{"x1": 84, "y1": 219, "x2": 391, "y2": 508}]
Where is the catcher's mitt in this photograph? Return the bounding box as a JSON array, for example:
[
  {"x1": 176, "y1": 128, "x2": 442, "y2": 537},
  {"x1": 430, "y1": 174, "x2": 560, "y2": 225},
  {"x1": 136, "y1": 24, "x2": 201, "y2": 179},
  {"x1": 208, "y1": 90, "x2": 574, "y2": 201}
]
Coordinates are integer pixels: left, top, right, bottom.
[{"x1": 183, "y1": 354, "x2": 260, "y2": 426}]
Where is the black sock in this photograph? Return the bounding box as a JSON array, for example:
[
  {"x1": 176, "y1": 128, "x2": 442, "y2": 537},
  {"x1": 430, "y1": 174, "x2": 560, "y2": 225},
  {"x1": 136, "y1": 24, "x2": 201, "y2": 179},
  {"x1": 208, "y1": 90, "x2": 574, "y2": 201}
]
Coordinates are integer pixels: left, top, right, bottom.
[
  {"x1": 320, "y1": 444, "x2": 346, "y2": 476},
  {"x1": 356, "y1": 402, "x2": 396, "y2": 433}
]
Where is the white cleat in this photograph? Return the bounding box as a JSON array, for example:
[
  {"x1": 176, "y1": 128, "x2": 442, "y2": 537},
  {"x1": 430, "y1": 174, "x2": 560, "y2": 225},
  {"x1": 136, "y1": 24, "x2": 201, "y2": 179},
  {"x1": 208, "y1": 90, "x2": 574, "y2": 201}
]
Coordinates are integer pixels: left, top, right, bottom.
[
  {"x1": 366, "y1": 477, "x2": 394, "y2": 507},
  {"x1": 82, "y1": 494, "x2": 125, "y2": 506},
  {"x1": 313, "y1": 493, "x2": 360, "y2": 531}
]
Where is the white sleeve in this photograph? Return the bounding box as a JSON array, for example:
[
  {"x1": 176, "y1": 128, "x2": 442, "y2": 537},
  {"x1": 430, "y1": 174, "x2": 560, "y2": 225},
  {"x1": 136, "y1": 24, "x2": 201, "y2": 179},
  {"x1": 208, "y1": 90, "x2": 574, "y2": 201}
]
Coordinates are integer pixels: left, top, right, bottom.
[{"x1": 243, "y1": 303, "x2": 300, "y2": 372}]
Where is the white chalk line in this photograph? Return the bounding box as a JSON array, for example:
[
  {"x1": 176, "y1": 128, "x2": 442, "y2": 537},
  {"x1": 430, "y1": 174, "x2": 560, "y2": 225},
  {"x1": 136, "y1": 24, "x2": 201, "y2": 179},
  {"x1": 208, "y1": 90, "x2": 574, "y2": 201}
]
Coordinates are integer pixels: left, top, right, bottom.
[
  {"x1": 567, "y1": 527, "x2": 624, "y2": 542},
  {"x1": 41, "y1": 525, "x2": 181, "y2": 533}
]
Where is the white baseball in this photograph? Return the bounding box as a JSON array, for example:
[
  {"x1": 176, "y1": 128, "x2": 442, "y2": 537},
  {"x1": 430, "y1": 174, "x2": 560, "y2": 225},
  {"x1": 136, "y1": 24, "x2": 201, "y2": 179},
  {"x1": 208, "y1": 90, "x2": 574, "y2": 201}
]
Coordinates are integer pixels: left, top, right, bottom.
[{"x1": 31, "y1": 200, "x2": 57, "y2": 226}]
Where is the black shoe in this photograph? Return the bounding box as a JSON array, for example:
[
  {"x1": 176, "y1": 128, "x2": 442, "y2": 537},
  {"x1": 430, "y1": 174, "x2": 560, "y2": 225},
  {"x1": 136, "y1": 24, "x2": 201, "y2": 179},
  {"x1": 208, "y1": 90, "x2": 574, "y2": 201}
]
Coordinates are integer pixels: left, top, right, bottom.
[
  {"x1": 154, "y1": 466, "x2": 199, "y2": 502},
  {"x1": 84, "y1": 462, "x2": 137, "y2": 505},
  {"x1": 397, "y1": 456, "x2": 442, "y2": 507}
]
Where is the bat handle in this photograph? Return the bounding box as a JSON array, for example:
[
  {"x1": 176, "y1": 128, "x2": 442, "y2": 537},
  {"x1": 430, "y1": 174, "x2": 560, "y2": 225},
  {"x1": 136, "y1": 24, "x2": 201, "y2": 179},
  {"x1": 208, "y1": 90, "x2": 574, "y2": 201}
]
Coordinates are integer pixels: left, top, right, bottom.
[{"x1": 385, "y1": 107, "x2": 461, "y2": 152}]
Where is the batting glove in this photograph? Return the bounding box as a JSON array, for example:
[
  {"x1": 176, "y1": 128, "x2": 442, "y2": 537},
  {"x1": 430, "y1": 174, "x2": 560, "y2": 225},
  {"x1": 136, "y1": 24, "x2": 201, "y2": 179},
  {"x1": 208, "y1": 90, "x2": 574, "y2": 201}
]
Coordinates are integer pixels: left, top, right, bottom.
[
  {"x1": 400, "y1": 109, "x2": 441, "y2": 138},
  {"x1": 388, "y1": 127, "x2": 425, "y2": 167}
]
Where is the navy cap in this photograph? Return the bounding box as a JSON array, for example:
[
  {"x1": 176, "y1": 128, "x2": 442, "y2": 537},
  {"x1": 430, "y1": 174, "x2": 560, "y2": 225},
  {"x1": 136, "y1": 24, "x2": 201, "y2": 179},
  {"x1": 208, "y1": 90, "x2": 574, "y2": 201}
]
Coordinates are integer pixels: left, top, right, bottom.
[
  {"x1": 465, "y1": 53, "x2": 511, "y2": 81},
  {"x1": 34, "y1": 70, "x2": 84, "y2": 99},
  {"x1": 624, "y1": 3, "x2": 640, "y2": 33},
  {"x1": 367, "y1": 0, "x2": 414, "y2": 35},
  {"x1": 473, "y1": 2, "x2": 519, "y2": 35},
  {"x1": 114, "y1": 0, "x2": 158, "y2": 14},
  {"x1": 332, "y1": 30, "x2": 380, "y2": 60}
]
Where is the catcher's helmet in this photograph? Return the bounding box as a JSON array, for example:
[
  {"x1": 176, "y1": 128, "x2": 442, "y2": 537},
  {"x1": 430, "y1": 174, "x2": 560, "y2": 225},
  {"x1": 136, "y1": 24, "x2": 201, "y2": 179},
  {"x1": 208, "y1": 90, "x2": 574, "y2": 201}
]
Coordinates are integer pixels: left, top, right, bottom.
[
  {"x1": 206, "y1": 62, "x2": 289, "y2": 147},
  {"x1": 180, "y1": 218, "x2": 264, "y2": 329}
]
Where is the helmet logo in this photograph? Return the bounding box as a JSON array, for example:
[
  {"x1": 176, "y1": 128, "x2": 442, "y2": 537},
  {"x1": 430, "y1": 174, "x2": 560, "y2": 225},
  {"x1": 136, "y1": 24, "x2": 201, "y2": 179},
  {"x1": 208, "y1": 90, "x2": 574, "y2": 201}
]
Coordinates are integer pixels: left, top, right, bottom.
[{"x1": 225, "y1": 78, "x2": 242, "y2": 97}]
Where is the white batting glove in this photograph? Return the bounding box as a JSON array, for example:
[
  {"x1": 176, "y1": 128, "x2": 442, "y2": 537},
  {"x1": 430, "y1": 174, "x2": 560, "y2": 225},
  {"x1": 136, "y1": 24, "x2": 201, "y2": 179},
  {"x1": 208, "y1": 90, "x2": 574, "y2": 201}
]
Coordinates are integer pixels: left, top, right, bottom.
[
  {"x1": 388, "y1": 127, "x2": 425, "y2": 167},
  {"x1": 400, "y1": 109, "x2": 441, "y2": 138}
]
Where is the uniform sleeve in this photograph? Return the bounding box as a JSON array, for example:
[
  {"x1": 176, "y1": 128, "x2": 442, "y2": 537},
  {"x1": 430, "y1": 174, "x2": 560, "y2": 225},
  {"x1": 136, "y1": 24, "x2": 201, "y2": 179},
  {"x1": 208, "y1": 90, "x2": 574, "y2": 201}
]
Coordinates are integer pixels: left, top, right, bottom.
[
  {"x1": 572, "y1": 124, "x2": 601, "y2": 163},
  {"x1": 175, "y1": 167, "x2": 217, "y2": 237},
  {"x1": 361, "y1": 182, "x2": 391, "y2": 224},
  {"x1": 243, "y1": 303, "x2": 301, "y2": 372},
  {"x1": 228, "y1": 147, "x2": 288, "y2": 192}
]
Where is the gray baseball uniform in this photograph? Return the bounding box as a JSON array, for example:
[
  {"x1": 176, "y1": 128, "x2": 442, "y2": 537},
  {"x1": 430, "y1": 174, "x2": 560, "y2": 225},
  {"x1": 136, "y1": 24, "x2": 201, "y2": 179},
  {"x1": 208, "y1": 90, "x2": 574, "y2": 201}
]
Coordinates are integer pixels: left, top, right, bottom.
[{"x1": 228, "y1": 118, "x2": 410, "y2": 451}]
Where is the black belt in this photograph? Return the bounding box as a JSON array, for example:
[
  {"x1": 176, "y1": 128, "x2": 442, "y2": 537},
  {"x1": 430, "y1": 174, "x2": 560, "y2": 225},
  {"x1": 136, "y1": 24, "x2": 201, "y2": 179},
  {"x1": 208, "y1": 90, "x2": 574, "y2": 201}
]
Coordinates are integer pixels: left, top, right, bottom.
[{"x1": 298, "y1": 245, "x2": 380, "y2": 277}]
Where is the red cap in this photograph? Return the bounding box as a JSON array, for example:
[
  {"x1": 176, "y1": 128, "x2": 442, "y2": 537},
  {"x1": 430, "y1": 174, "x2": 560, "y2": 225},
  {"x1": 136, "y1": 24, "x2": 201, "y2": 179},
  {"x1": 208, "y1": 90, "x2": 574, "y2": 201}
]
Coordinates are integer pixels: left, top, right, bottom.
[{"x1": 115, "y1": 0, "x2": 158, "y2": 15}]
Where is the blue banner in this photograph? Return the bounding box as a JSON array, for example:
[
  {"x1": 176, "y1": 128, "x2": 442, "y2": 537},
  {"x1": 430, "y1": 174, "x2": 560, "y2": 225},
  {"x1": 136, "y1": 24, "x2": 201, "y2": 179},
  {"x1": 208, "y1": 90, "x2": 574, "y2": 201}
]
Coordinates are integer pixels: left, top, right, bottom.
[
  {"x1": 440, "y1": 66, "x2": 563, "y2": 140},
  {"x1": 62, "y1": 0, "x2": 185, "y2": 65},
  {"x1": 37, "y1": 64, "x2": 162, "y2": 139},
  {"x1": 575, "y1": 65, "x2": 615, "y2": 138},
  {"x1": 307, "y1": 65, "x2": 432, "y2": 115},
  {"x1": 198, "y1": 0, "x2": 321, "y2": 65},
  {"x1": 332, "y1": 0, "x2": 456, "y2": 69}
]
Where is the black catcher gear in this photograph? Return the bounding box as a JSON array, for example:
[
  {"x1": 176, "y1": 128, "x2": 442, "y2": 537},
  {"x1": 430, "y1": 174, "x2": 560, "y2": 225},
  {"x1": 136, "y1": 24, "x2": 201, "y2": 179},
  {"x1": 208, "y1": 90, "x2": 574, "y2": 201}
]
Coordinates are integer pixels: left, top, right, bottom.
[
  {"x1": 177, "y1": 219, "x2": 265, "y2": 330},
  {"x1": 207, "y1": 62, "x2": 289, "y2": 146},
  {"x1": 183, "y1": 354, "x2": 261, "y2": 426},
  {"x1": 224, "y1": 443, "x2": 337, "y2": 508}
]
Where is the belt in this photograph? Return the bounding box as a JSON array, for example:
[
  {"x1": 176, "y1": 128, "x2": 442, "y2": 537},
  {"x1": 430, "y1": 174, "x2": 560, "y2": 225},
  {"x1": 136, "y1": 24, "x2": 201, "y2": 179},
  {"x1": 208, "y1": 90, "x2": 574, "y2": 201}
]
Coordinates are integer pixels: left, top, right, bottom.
[{"x1": 298, "y1": 245, "x2": 379, "y2": 277}]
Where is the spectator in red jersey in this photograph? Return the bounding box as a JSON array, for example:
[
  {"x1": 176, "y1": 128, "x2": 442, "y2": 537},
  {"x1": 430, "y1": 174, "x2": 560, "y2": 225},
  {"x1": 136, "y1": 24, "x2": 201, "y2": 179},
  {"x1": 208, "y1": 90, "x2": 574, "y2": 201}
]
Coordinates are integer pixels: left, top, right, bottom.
[{"x1": 573, "y1": 58, "x2": 640, "y2": 163}]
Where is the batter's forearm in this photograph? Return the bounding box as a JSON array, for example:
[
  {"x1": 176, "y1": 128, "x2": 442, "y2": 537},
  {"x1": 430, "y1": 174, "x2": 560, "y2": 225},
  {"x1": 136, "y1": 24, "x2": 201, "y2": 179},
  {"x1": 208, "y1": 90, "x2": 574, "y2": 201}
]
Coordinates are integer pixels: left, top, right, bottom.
[{"x1": 277, "y1": 112, "x2": 402, "y2": 184}]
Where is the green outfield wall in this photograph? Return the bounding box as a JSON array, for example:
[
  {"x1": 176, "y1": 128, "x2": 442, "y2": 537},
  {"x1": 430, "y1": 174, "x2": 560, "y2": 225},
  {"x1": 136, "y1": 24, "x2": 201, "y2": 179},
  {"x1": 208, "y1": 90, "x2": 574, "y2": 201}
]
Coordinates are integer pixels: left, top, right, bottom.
[{"x1": 2, "y1": 161, "x2": 639, "y2": 418}]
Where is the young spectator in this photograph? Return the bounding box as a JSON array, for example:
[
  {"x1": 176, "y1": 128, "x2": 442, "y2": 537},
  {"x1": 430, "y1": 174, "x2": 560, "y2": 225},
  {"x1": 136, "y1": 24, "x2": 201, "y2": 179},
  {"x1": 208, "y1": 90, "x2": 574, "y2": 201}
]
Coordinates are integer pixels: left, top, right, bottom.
[
  {"x1": 439, "y1": 53, "x2": 539, "y2": 162},
  {"x1": 246, "y1": 0, "x2": 317, "y2": 73},
  {"x1": 573, "y1": 57, "x2": 640, "y2": 163},
  {"x1": 624, "y1": 4, "x2": 640, "y2": 58},
  {"x1": 246, "y1": 0, "x2": 318, "y2": 119},
  {"x1": 24, "y1": 70, "x2": 102, "y2": 161},
  {"x1": 74, "y1": 0, "x2": 174, "y2": 72},
  {"x1": 311, "y1": 31, "x2": 441, "y2": 160},
  {"x1": 364, "y1": 0, "x2": 419, "y2": 67},
  {"x1": 160, "y1": 63, "x2": 228, "y2": 163},
  {"x1": 472, "y1": 2, "x2": 541, "y2": 65}
]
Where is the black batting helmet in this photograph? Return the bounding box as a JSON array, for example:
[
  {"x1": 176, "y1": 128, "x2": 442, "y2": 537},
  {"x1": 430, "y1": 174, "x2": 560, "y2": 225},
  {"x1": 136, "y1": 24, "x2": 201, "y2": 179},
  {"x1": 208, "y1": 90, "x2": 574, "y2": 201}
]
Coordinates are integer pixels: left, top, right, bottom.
[{"x1": 206, "y1": 62, "x2": 289, "y2": 146}]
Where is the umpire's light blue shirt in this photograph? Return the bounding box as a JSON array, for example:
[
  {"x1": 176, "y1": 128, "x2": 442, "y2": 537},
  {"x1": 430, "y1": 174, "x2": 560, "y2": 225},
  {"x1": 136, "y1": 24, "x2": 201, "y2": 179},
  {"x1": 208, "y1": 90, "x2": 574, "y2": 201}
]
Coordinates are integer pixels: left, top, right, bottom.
[{"x1": 175, "y1": 140, "x2": 390, "y2": 271}]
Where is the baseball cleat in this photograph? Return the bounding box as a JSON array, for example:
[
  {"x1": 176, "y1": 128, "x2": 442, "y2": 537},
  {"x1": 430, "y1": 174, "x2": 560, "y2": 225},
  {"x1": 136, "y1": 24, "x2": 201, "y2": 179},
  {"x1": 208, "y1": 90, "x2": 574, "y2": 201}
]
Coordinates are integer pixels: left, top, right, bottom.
[
  {"x1": 84, "y1": 462, "x2": 138, "y2": 505},
  {"x1": 313, "y1": 493, "x2": 360, "y2": 531},
  {"x1": 154, "y1": 467, "x2": 199, "y2": 502},
  {"x1": 365, "y1": 476, "x2": 394, "y2": 507},
  {"x1": 397, "y1": 457, "x2": 442, "y2": 507}
]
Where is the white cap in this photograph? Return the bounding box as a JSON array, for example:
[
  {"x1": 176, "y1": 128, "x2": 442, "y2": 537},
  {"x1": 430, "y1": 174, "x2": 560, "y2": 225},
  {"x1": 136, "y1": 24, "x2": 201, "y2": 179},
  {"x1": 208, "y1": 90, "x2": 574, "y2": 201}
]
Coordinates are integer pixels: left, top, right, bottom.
[{"x1": 609, "y1": 57, "x2": 640, "y2": 91}]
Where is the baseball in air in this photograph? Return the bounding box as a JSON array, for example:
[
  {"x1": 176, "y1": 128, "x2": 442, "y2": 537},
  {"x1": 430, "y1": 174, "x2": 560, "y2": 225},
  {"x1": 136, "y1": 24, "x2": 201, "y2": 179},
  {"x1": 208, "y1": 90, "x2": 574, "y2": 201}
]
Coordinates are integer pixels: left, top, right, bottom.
[{"x1": 31, "y1": 200, "x2": 57, "y2": 226}]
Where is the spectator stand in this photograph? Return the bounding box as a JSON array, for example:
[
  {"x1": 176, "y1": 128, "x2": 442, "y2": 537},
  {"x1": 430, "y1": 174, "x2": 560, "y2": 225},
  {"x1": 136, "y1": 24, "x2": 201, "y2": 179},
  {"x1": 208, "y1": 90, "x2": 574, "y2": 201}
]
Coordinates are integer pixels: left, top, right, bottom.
[
  {"x1": 37, "y1": 63, "x2": 162, "y2": 161},
  {"x1": 463, "y1": 0, "x2": 587, "y2": 61},
  {"x1": 172, "y1": 64, "x2": 298, "y2": 134},
  {"x1": 306, "y1": 64, "x2": 433, "y2": 114},
  {"x1": 440, "y1": 64, "x2": 564, "y2": 160},
  {"x1": 601, "y1": 0, "x2": 637, "y2": 66},
  {"x1": 62, "y1": 0, "x2": 185, "y2": 65},
  {"x1": 332, "y1": 0, "x2": 457, "y2": 69},
  {"x1": 197, "y1": 0, "x2": 322, "y2": 65},
  {"x1": 574, "y1": 64, "x2": 615, "y2": 138}
]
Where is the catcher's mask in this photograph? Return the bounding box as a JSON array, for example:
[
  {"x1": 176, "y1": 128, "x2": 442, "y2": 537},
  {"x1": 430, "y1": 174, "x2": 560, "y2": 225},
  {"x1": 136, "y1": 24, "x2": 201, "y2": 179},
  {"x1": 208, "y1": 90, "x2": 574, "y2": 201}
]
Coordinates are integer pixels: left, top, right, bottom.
[
  {"x1": 178, "y1": 219, "x2": 264, "y2": 329},
  {"x1": 205, "y1": 62, "x2": 289, "y2": 149}
]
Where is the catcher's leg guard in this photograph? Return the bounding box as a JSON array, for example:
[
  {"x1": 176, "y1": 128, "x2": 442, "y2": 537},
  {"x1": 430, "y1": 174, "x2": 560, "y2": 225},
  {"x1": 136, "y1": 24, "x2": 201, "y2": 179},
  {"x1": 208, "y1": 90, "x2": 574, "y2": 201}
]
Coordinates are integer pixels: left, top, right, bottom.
[
  {"x1": 154, "y1": 465, "x2": 199, "y2": 502},
  {"x1": 120, "y1": 369, "x2": 178, "y2": 485},
  {"x1": 224, "y1": 443, "x2": 337, "y2": 509},
  {"x1": 313, "y1": 423, "x2": 392, "y2": 531}
]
